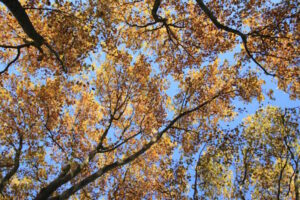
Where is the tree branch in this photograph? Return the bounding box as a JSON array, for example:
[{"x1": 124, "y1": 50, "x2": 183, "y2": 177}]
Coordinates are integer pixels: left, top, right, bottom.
[
  {"x1": 277, "y1": 154, "x2": 289, "y2": 200},
  {"x1": 0, "y1": 42, "x2": 33, "y2": 74},
  {"x1": 0, "y1": 134, "x2": 23, "y2": 193},
  {"x1": 193, "y1": 144, "x2": 206, "y2": 200},
  {"x1": 49, "y1": 91, "x2": 225, "y2": 199},
  {"x1": 195, "y1": 0, "x2": 276, "y2": 77},
  {"x1": 0, "y1": 0, "x2": 67, "y2": 72},
  {"x1": 0, "y1": 0, "x2": 44, "y2": 46}
]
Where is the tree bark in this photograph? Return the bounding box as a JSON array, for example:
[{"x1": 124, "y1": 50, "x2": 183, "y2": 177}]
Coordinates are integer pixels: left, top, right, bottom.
[{"x1": 0, "y1": 0, "x2": 45, "y2": 46}]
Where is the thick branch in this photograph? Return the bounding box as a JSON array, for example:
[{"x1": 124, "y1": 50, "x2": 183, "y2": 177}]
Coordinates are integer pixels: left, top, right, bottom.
[
  {"x1": 35, "y1": 99, "x2": 132, "y2": 200},
  {"x1": 151, "y1": 0, "x2": 164, "y2": 22},
  {"x1": 0, "y1": 0, "x2": 44, "y2": 46},
  {"x1": 50, "y1": 92, "x2": 224, "y2": 199},
  {"x1": 0, "y1": 0, "x2": 67, "y2": 72},
  {"x1": 0, "y1": 134, "x2": 23, "y2": 193}
]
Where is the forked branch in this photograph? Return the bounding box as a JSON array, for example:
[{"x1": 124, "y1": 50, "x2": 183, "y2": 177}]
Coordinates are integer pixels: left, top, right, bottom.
[
  {"x1": 0, "y1": 43, "x2": 33, "y2": 74},
  {"x1": 195, "y1": 0, "x2": 276, "y2": 77},
  {"x1": 0, "y1": 0, "x2": 67, "y2": 72},
  {"x1": 46, "y1": 91, "x2": 226, "y2": 200}
]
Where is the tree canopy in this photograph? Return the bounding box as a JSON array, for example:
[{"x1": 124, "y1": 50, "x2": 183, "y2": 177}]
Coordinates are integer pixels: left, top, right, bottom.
[{"x1": 0, "y1": 0, "x2": 299, "y2": 199}]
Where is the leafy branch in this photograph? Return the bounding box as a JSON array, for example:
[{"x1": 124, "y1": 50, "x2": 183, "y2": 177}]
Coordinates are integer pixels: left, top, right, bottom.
[
  {"x1": 0, "y1": 0, "x2": 67, "y2": 73},
  {"x1": 195, "y1": 0, "x2": 276, "y2": 77}
]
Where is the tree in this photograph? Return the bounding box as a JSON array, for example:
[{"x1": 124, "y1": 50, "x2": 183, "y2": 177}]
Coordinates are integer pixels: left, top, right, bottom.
[
  {"x1": 232, "y1": 106, "x2": 299, "y2": 200},
  {"x1": 0, "y1": 0, "x2": 298, "y2": 199}
]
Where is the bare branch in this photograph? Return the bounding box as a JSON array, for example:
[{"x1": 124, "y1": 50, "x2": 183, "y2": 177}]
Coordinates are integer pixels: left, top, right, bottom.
[
  {"x1": 0, "y1": 42, "x2": 34, "y2": 74},
  {"x1": 99, "y1": 131, "x2": 142, "y2": 153},
  {"x1": 0, "y1": 48, "x2": 20, "y2": 74}
]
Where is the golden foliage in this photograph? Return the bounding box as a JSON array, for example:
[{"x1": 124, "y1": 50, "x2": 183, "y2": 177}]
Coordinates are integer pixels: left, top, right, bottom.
[{"x1": 0, "y1": 0, "x2": 298, "y2": 199}]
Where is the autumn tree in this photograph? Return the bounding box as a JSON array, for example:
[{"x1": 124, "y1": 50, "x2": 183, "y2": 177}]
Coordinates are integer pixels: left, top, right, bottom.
[
  {"x1": 0, "y1": 0, "x2": 299, "y2": 199},
  {"x1": 230, "y1": 106, "x2": 299, "y2": 200}
]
